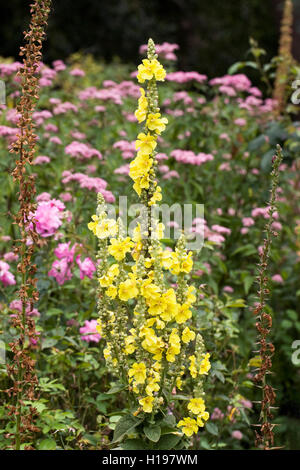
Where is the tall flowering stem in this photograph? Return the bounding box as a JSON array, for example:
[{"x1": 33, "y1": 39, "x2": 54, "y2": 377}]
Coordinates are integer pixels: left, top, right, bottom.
[
  {"x1": 273, "y1": 0, "x2": 294, "y2": 116},
  {"x1": 253, "y1": 145, "x2": 283, "y2": 449},
  {"x1": 88, "y1": 39, "x2": 210, "y2": 448},
  {"x1": 6, "y1": 0, "x2": 51, "y2": 450}
]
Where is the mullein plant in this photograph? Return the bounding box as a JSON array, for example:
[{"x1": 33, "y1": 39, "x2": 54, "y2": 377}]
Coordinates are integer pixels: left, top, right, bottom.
[
  {"x1": 88, "y1": 39, "x2": 210, "y2": 449},
  {"x1": 6, "y1": 0, "x2": 51, "y2": 450},
  {"x1": 253, "y1": 145, "x2": 283, "y2": 450}
]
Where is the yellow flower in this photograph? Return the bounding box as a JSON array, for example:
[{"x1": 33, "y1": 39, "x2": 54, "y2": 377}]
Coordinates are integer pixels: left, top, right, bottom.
[
  {"x1": 177, "y1": 417, "x2": 198, "y2": 437},
  {"x1": 189, "y1": 355, "x2": 198, "y2": 378},
  {"x1": 108, "y1": 237, "x2": 134, "y2": 261},
  {"x1": 88, "y1": 215, "x2": 118, "y2": 239},
  {"x1": 182, "y1": 327, "x2": 196, "y2": 344},
  {"x1": 119, "y1": 274, "x2": 138, "y2": 301},
  {"x1": 135, "y1": 88, "x2": 148, "y2": 123},
  {"x1": 145, "y1": 378, "x2": 160, "y2": 396},
  {"x1": 186, "y1": 286, "x2": 196, "y2": 305},
  {"x1": 139, "y1": 396, "x2": 154, "y2": 413},
  {"x1": 106, "y1": 285, "x2": 117, "y2": 298},
  {"x1": 135, "y1": 132, "x2": 157, "y2": 156},
  {"x1": 129, "y1": 153, "x2": 152, "y2": 180},
  {"x1": 146, "y1": 113, "x2": 168, "y2": 134},
  {"x1": 149, "y1": 186, "x2": 162, "y2": 206},
  {"x1": 141, "y1": 327, "x2": 165, "y2": 360},
  {"x1": 99, "y1": 263, "x2": 120, "y2": 287},
  {"x1": 176, "y1": 377, "x2": 183, "y2": 390},
  {"x1": 137, "y1": 58, "x2": 166, "y2": 83},
  {"x1": 96, "y1": 319, "x2": 102, "y2": 335},
  {"x1": 199, "y1": 353, "x2": 211, "y2": 375},
  {"x1": 180, "y1": 252, "x2": 193, "y2": 273},
  {"x1": 175, "y1": 303, "x2": 192, "y2": 324},
  {"x1": 187, "y1": 397, "x2": 206, "y2": 415},
  {"x1": 128, "y1": 362, "x2": 147, "y2": 384},
  {"x1": 196, "y1": 412, "x2": 209, "y2": 427},
  {"x1": 103, "y1": 344, "x2": 112, "y2": 360},
  {"x1": 124, "y1": 334, "x2": 136, "y2": 355},
  {"x1": 166, "y1": 328, "x2": 181, "y2": 362}
]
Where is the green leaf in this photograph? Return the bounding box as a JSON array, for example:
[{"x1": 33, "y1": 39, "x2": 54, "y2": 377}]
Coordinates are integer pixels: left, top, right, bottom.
[
  {"x1": 121, "y1": 439, "x2": 146, "y2": 450},
  {"x1": 41, "y1": 338, "x2": 58, "y2": 350},
  {"x1": 38, "y1": 438, "x2": 57, "y2": 450},
  {"x1": 206, "y1": 422, "x2": 218, "y2": 436},
  {"x1": 113, "y1": 415, "x2": 142, "y2": 443},
  {"x1": 232, "y1": 244, "x2": 257, "y2": 257},
  {"x1": 106, "y1": 382, "x2": 126, "y2": 394},
  {"x1": 144, "y1": 424, "x2": 161, "y2": 442},
  {"x1": 155, "y1": 433, "x2": 181, "y2": 450},
  {"x1": 243, "y1": 275, "x2": 254, "y2": 295},
  {"x1": 172, "y1": 394, "x2": 190, "y2": 400},
  {"x1": 161, "y1": 414, "x2": 176, "y2": 428}
]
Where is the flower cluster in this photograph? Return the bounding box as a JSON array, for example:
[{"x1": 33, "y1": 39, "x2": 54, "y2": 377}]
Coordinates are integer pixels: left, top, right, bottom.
[
  {"x1": 48, "y1": 242, "x2": 96, "y2": 285},
  {"x1": 88, "y1": 39, "x2": 210, "y2": 440}
]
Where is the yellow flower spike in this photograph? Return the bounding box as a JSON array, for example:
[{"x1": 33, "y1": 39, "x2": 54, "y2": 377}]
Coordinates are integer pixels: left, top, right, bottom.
[
  {"x1": 89, "y1": 39, "x2": 210, "y2": 438},
  {"x1": 137, "y1": 58, "x2": 166, "y2": 83}
]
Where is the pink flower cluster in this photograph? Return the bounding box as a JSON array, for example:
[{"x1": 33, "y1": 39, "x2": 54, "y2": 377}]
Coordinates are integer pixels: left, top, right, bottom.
[
  {"x1": 166, "y1": 71, "x2": 207, "y2": 84},
  {"x1": 0, "y1": 61, "x2": 21, "y2": 77},
  {"x1": 65, "y1": 141, "x2": 102, "y2": 160},
  {"x1": 139, "y1": 42, "x2": 179, "y2": 61},
  {"x1": 0, "y1": 260, "x2": 16, "y2": 286},
  {"x1": 113, "y1": 140, "x2": 136, "y2": 159},
  {"x1": 53, "y1": 101, "x2": 78, "y2": 115},
  {"x1": 48, "y1": 242, "x2": 96, "y2": 285},
  {"x1": 209, "y1": 74, "x2": 252, "y2": 92},
  {"x1": 70, "y1": 68, "x2": 85, "y2": 77},
  {"x1": 79, "y1": 320, "x2": 101, "y2": 343},
  {"x1": 78, "y1": 80, "x2": 139, "y2": 105},
  {"x1": 190, "y1": 218, "x2": 231, "y2": 245},
  {"x1": 251, "y1": 207, "x2": 279, "y2": 219},
  {"x1": 158, "y1": 165, "x2": 180, "y2": 180},
  {"x1": 33, "y1": 155, "x2": 51, "y2": 165},
  {"x1": 9, "y1": 299, "x2": 40, "y2": 317},
  {"x1": 61, "y1": 170, "x2": 115, "y2": 202},
  {"x1": 114, "y1": 164, "x2": 130, "y2": 175},
  {"x1": 171, "y1": 149, "x2": 214, "y2": 166},
  {"x1": 28, "y1": 198, "x2": 66, "y2": 237}
]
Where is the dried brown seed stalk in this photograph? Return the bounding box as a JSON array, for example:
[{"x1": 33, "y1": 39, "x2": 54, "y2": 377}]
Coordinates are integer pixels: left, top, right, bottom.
[
  {"x1": 253, "y1": 145, "x2": 283, "y2": 450},
  {"x1": 5, "y1": 0, "x2": 51, "y2": 451}
]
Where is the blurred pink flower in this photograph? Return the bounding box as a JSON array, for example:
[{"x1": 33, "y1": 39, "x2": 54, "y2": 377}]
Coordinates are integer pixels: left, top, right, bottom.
[
  {"x1": 0, "y1": 260, "x2": 16, "y2": 286},
  {"x1": 76, "y1": 256, "x2": 96, "y2": 280},
  {"x1": 79, "y1": 320, "x2": 101, "y2": 343}
]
